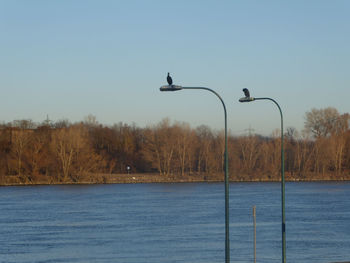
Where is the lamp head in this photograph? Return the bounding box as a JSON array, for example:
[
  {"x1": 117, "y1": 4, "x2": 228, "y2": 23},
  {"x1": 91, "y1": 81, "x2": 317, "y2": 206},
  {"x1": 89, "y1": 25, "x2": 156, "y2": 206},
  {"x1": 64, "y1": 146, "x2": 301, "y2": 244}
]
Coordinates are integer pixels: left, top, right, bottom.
[
  {"x1": 239, "y1": 96, "x2": 255, "y2": 102},
  {"x1": 160, "y1": 85, "x2": 183, "y2": 91}
]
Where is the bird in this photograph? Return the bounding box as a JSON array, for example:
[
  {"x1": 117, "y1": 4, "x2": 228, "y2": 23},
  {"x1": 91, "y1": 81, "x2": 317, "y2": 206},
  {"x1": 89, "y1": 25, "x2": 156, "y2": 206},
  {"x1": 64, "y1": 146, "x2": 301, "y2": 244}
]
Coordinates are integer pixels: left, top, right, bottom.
[
  {"x1": 167, "y1": 72, "x2": 173, "y2": 85},
  {"x1": 243, "y1": 88, "x2": 250, "y2": 97}
]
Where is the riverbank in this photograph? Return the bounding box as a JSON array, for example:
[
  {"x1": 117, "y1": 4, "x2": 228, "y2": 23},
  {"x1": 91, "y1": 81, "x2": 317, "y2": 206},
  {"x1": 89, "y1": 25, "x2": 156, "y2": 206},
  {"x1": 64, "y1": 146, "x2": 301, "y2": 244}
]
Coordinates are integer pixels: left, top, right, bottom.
[
  {"x1": 1, "y1": 172, "x2": 350, "y2": 186},
  {"x1": 0, "y1": 173, "x2": 218, "y2": 186}
]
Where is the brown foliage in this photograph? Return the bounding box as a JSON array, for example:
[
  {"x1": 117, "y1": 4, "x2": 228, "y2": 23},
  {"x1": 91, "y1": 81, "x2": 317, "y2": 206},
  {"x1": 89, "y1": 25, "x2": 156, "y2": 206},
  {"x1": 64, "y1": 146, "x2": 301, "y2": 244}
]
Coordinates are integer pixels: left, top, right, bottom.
[{"x1": 1, "y1": 107, "x2": 350, "y2": 185}]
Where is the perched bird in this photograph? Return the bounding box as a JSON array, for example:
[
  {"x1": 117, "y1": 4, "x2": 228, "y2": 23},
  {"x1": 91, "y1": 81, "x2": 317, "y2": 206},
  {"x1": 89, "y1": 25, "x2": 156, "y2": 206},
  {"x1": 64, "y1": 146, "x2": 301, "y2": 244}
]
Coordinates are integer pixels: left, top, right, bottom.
[
  {"x1": 167, "y1": 72, "x2": 173, "y2": 85},
  {"x1": 243, "y1": 88, "x2": 250, "y2": 97}
]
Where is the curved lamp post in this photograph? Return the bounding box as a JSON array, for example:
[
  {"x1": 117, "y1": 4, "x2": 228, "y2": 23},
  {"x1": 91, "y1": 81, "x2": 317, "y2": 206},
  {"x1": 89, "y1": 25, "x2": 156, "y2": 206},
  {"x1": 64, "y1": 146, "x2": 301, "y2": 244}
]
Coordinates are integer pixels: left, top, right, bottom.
[
  {"x1": 239, "y1": 89, "x2": 286, "y2": 263},
  {"x1": 160, "y1": 82, "x2": 230, "y2": 263}
]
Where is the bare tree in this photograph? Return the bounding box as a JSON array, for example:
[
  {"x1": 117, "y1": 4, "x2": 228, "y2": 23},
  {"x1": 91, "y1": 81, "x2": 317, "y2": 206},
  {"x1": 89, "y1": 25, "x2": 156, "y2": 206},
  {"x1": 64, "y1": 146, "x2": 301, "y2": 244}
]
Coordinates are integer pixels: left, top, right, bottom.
[
  {"x1": 304, "y1": 107, "x2": 340, "y2": 138},
  {"x1": 84, "y1": 114, "x2": 99, "y2": 127},
  {"x1": 195, "y1": 125, "x2": 213, "y2": 174},
  {"x1": 293, "y1": 131, "x2": 313, "y2": 179},
  {"x1": 10, "y1": 128, "x2": 32, "y2": 177},
  {"x1": 174, "y1": 122, "x2": 192, "y2": 176},
  {"x1": 0, "y1": 128, "x2": 12, "y2": 181},
  {"x1": 142, "y1": 119, "x2": 177, "y2": 176},
  {"x1": 328, "y1": 113, "x2": 350, "y2": 174},
  {"x1": 238, "y1": 135, "x2": 260, "y2": 172},
  {"x1": 28, "y1": 126, "x2": 51, "y2": 177},
  {"x1": 51, "y1": 124, "x2": 91, "y2": 181}
]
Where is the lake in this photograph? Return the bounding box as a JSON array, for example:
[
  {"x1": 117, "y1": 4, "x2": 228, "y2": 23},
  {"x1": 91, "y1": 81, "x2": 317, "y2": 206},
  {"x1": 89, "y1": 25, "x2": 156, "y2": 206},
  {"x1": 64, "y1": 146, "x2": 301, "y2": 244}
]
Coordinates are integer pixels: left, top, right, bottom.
[{"x1": 0, "y1": 182, "x2": 349, "y2": 263}]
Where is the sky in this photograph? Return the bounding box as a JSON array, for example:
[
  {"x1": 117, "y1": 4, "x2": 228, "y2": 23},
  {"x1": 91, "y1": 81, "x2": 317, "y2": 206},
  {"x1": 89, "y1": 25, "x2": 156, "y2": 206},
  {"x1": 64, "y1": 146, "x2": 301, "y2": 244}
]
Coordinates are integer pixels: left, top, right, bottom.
[{"x1": 1, "y1": 0, "x2": 349, "y2": 136}]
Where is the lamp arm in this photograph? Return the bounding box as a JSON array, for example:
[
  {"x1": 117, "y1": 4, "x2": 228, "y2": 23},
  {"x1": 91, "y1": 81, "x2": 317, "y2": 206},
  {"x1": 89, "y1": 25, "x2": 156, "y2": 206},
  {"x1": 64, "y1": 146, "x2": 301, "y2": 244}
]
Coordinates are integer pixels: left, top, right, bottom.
[{"x1": 182, "y1": 87, "x2": 227, "y2": 122}]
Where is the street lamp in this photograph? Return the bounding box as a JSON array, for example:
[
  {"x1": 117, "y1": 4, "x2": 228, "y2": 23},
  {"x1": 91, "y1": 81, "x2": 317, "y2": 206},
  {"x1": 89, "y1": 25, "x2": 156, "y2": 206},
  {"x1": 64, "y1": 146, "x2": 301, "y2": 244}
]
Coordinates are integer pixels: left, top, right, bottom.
[
  {"x1": 160, "y1": 76, "x2": 230, "y2": 263},
  {"x1": 239, "y1": 88, "x2": 286, "y2": 263}
]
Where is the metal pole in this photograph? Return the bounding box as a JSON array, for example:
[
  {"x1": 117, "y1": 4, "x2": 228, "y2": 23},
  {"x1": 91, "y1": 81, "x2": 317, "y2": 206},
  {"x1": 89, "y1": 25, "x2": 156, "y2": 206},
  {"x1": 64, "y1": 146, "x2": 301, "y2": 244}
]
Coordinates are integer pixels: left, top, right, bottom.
[
  {"x1": 255, "y1": 97, "x2": 286, "y2": 263},
  {"x1": 182, "y1": 87, "x2": 230, "y2": 263},
  {"x1": 253, "y1": 205, "x2": 256, "y2": 263}
]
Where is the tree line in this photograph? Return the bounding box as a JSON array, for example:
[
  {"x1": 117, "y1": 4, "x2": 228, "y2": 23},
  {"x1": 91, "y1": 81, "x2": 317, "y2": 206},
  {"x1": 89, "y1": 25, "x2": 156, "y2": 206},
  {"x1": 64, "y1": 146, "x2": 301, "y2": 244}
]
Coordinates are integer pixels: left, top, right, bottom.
[{"x1": 1, "y1": 108, "x2": 350, "y2": 184}]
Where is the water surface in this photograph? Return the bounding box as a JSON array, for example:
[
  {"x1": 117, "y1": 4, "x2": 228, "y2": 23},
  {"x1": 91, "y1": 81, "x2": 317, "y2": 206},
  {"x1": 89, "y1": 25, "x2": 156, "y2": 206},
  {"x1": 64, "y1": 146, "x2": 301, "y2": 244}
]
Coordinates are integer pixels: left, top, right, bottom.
[{"x1": 0, "y1": 182, "x2": 349, "y2": 263}]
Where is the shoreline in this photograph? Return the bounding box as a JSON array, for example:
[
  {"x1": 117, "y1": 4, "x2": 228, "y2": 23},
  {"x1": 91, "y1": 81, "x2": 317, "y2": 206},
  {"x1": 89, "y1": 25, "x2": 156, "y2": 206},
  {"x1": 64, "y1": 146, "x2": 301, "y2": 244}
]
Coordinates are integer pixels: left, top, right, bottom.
[{"x1": 1, "y1": 172, "x2": 349, "y2": 186}]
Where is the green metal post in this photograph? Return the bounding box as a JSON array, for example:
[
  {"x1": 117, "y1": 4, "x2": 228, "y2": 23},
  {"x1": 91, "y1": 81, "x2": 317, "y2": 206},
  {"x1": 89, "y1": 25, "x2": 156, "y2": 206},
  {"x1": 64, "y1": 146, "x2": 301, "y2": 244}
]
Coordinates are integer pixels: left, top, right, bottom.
[
  {"x1": 255, "y1": 97, "x2": 286, "y2": 263},
  {"x1": 182, "y1": 87, "x2": 230, "y2": 263}
]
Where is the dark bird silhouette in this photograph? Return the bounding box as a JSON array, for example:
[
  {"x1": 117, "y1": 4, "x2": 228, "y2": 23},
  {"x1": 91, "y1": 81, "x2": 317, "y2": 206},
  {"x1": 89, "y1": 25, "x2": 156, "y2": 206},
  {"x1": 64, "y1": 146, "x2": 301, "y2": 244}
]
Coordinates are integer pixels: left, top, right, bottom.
[
  {"x1": 167, "y1": 72, "x2": 173, "y2": 85},
  {"x1": 243, "y1": 88, "x2": 250, "y2": 97}
]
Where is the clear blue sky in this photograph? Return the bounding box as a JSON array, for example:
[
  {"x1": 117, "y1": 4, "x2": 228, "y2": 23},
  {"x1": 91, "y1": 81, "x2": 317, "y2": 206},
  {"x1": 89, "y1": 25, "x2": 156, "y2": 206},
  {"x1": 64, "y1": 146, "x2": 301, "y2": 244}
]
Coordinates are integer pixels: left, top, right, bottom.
[{"x1": 1, "y1": 0, "x2": 349, "y2": 135}]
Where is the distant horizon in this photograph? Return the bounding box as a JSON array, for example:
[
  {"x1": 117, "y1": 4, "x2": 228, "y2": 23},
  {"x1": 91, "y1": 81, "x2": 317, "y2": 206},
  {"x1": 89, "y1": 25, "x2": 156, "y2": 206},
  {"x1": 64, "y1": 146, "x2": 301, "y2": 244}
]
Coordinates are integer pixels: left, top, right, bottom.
[{"x1": 1, "y1": 104, "x2": 348, "y2": 137}]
